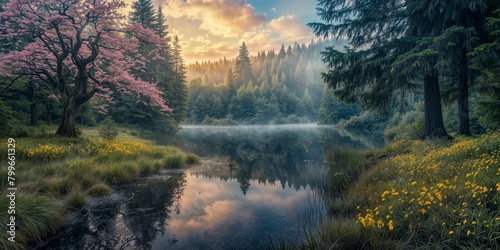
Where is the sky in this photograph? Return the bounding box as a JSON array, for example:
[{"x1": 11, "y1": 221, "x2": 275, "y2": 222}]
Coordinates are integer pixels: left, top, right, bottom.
[{"x1": 123, "y1": 0, "x2": 321, "y2": 63}]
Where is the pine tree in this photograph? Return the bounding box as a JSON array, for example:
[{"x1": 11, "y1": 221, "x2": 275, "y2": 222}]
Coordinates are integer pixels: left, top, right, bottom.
[
  {"x1": 154, "y1": 6, "x2": 169, "y2": 38},
  {"x1": 234, "y1": 42, "x2": 253, "y2": 84},
  {"x1": 128, "y1": 0, "x2": 156, "y2": 29},
  {"x1": 308, "y1": 0, "x2": 451, "y2": 138},
  {"x1": 167, "y1": 35, "x2": 188, "y2": 123}
]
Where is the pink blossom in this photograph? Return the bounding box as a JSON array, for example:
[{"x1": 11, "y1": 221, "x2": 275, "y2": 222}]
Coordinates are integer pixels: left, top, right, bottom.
[{"x1": 0, "y1": 0, "x2": 172, "y2": 114}]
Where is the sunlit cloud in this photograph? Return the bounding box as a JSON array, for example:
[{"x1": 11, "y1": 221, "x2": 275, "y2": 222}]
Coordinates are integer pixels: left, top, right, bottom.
[
  {"x1": 122, "y1": 0, "x2": 319, "y2": 63},
  {"x1": 267, "y1": 15, "x2": 314, "y2": 43},
  {"x1": 239, "y1": 15, "x2": 315, "y2": 54},
  {"x1": 185, "y1": 42, "x2": 239, "y2": 62},
  {"x1": 165, "y1": 0, "x2": 266, "y2": 38}
]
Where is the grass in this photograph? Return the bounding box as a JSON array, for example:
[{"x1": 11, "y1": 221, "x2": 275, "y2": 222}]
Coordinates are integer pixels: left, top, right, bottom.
[
  {"x1": 0, "y1": 194, "x2": 65, "y2": 250},
  {"x1": 0, "y1": 127, "x2": 200, "y2": 249},
  {"x1": 298, "y1": 132, "x2": 500, "y2": 249}
]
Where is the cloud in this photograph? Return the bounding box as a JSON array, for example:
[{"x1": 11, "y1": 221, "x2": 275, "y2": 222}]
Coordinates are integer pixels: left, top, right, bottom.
[
  {"x1": 185, "y1": 42, "x2": 239, "y2": 62},
  {"x1": 195, "y1": 35, "x2": 211, "y2": 44},
  {"x1": 239, "y1": 15, "x2": 315, "y2": 54},
  {"x1": 165, "y1": 0, "x2": 266, "y2": 38},
  {"x1": 267, "y1": 15, "x2": 314, "y2": 43}
]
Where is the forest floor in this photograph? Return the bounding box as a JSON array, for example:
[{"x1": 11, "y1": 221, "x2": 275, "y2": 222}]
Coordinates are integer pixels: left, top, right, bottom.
[
  {"x1": 0, "y1": 128, "x2": 199, "y2": 250},
  {"x1": 287, "y1": 132, "x2": 500, "y2": 249}
]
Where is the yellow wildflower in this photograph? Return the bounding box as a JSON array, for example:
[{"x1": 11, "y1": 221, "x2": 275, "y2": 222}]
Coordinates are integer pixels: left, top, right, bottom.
[{"x1": 388, "y1": 220, "x2": 394, "y2": 231}]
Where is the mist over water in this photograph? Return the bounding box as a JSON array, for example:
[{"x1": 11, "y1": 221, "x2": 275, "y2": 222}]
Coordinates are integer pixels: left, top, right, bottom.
[{"x1": 36, "y1": 125, "x2": 383, "y2": 250}]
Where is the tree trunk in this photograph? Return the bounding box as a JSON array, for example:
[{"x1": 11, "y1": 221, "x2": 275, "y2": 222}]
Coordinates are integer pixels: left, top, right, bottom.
[
  {"x1": 423, "y1": 71, "x2": 450, "y2": 138},
  {"x1": 30, "y1": 102, "x2": 38, "y2": 126},
  {"x1": 45, "y1": 102, "x2": 52, "y2": 124},
  {"x1": 28, "y1": 79, "x2": 38, "y2": 125},
  {"x1": 56, "y1": 96, "x2": 79, "y2": 137},
  {"x1": 457, "y1": 49, "x2": 471, "y2": 135}
]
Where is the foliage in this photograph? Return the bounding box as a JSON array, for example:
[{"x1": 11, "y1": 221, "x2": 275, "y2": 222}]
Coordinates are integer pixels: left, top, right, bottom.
[
  {"x1": 318, "y1": 86, "x2": 360, "y2": 124},
  {"x1": 0, "y1": 99, "x2": 17, "y2": 137},
  {"x1": 99, "y1": 116, "x2": 119, "y2": 140},
  {"x1": 185, "y1": 40, "x2": 328, "y2": 124},
  {"x1": 234, "y1": 42, "x2": 253, "y2": 84},
  {"x1": 470, "y1": 9, "x2": 500, "y2": 131},
  {"x1": 308, "y1": 0, "x2": 499, "y2": 138},
  {"x1": 0, "y1": 0, "x2": 172, "y2": 136},
  {"x1": 337, "y1": 111, "x2": 387, "y2": 132}
]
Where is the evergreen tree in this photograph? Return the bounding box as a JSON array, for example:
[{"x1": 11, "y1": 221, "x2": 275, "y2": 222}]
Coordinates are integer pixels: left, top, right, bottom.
[
  {"x1": 309, "y1": 0, "x2": 450, "y2": 138},
  {"x1": 129, "y1": 0, "x2": 156, "y2": 29},
  {"x1": 154, "y1": 6, "x2": 169, "y2": 38},
  {"x1": 234, "y1": 42, "x2": 253, "y2": 84},
  {"x1": 166, "y1": 35, "x2": 188, "y2": 124},
  {"x1": 318, "y1": 86, "x2": 360, "y2": 124},
  {"x1": 470, "y1": 8, "x2": 500, "y2": 130}
]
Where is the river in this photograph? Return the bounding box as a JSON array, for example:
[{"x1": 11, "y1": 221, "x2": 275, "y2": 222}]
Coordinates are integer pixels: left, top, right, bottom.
[{"x1": 35, "y1": 124, "x2": 384, "y2": 249}]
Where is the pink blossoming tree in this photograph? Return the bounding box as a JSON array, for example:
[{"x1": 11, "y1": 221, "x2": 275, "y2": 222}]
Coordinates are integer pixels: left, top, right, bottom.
[{"x1": 0, "y1": 0, "x2": 172, "y2": 137}]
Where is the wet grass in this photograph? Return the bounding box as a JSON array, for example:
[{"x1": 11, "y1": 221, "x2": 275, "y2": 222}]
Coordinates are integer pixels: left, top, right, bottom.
[
  {"x1": 0, "y1": 128, "x2": 200, "y2": 249},
  {"x1": 0, "y1": 194, "x2": 65, "y2": 250},
  {"x1": 269, "y1": 132, "x2": 500, "y2": 249}
]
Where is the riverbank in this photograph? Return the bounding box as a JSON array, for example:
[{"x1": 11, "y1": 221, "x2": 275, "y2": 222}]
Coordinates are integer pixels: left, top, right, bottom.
[
  {"x1": 0, "y1": 129, "x2": 199, "y2": 250},
  {"x1": 300, "y1": 132, "x2": 500, "y2": 249}
]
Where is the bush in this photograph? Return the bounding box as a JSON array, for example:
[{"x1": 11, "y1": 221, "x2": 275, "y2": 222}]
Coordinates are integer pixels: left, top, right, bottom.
[
  {"x1": 384, "y1": 110, "x2": 424, "y2": 142},
  {"x1": 99, "y1": 116, "x2": 118, "y2": 140}
]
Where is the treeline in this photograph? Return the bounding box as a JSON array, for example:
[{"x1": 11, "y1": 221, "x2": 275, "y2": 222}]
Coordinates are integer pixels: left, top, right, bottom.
[
  {"x1": 184, "y1": 40, "x2": 360, "y2": 125},
  {"x1": 0, "y1": 0, "x2": 187, "y2": 137}
]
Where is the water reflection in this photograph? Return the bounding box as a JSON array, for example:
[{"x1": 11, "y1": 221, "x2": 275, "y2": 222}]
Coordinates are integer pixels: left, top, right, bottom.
[
  {"x1": 169, "y1": 124, "x2": 383, "y2": 194},
  {"x1": 35, "y1": 174, "x2": 186, "y2": 250},
  {"x1": 37, "y1": 125, "x2": 383, "y2": 249}
]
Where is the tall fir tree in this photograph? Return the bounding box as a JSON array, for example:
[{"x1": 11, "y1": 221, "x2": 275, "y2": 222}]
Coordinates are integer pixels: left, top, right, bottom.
[
  {"x1": 128, "y1": 0, "x2": 156, "y2": 29},
  {"x1": 309, "y1": 0, "x2": 451, "y2": 138},
  {"x1": 234, "y1": 42, "x2": 253, "y2": 84},
  {"x1": 154, "y1": 6, "x2": 169, "y2": 38},
  {"x1": 167, "y1": 35, "x2": 188, "y2": 124}
]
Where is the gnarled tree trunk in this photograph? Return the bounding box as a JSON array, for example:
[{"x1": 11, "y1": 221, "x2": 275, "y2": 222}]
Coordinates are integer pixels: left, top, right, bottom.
[{"x1": 56, "y1": 95, "x2": 81, "y2": 137}]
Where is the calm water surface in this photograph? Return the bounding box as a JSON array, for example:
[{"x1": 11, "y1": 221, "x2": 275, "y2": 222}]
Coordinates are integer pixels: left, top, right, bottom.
[{"x1": 36, "y1": 124, "x2": 383, "y2": 249}]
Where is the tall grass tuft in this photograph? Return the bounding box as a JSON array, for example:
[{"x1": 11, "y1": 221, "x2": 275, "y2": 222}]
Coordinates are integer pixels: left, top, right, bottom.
[
  {"x1": 87, "y1": 183, "x2": 113, "y2": 196},
  {"x1": 98, "y1": 162, "x2": 139, "y2": 184},
  {"x1": 265, "y1": 236, "x2": 298, "y2": 250},
  {"x1": 0, "y1": 194, "x2": 65, "y2": 248},
  {"x1": 184, "y1": 154, "x2": 201, "y2": 165},
  {"x1": 66, "y1": 188, "x2": 87, "y2": 208},
  {"x1": 164, "y1": 154, "x2": 184, "y2": 168},
  {"x1": 325, "y1": 149, "x2": 368, "y2": 193}
]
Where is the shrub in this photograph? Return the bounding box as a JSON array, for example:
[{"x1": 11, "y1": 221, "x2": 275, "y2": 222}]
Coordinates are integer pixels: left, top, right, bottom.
[{"x1": 99, "y1": 116, "x2": 118, "y2": 140}]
